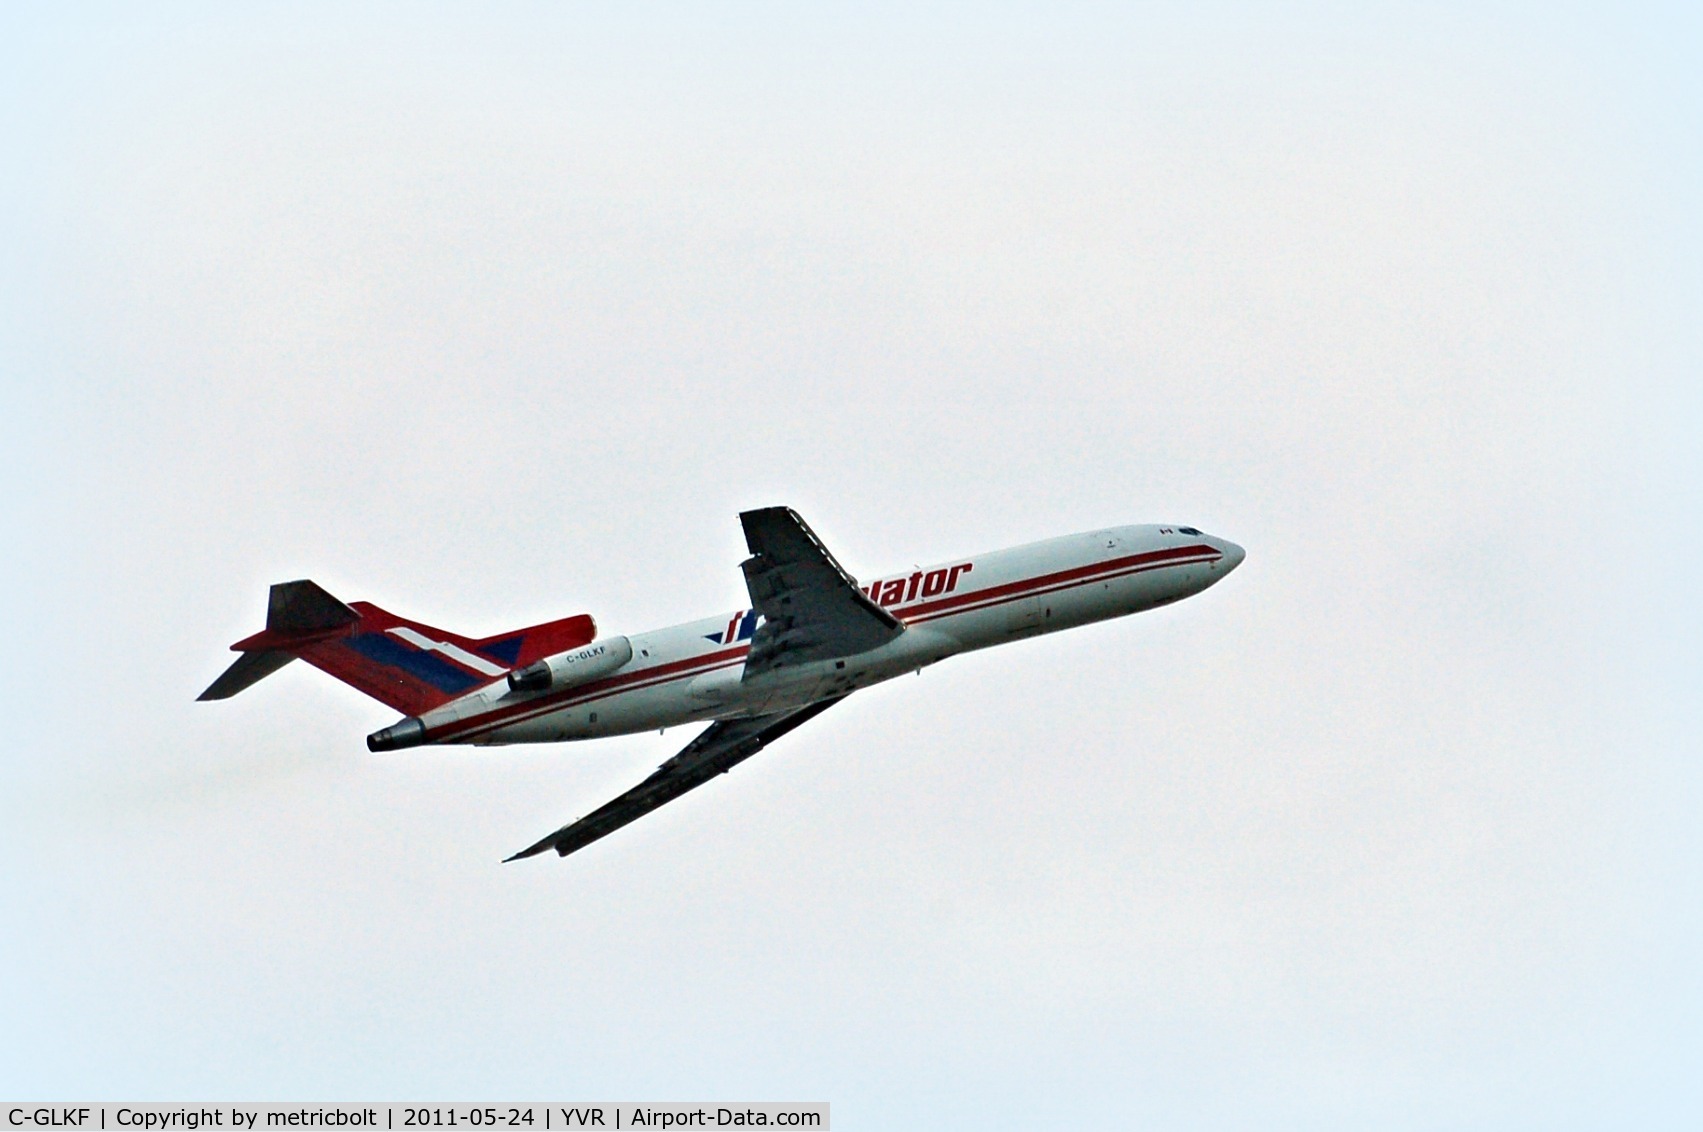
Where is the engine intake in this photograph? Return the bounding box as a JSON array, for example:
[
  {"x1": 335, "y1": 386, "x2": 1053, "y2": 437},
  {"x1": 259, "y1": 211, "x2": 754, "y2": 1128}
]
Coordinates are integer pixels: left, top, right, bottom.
[{"x1": 508, "y1": 635, "x2": 634, "y2": 693}]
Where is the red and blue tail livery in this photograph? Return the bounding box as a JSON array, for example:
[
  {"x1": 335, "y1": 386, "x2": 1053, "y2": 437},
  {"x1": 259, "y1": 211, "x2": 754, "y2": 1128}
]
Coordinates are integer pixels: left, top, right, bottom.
[
  {"x1": 201, "y1": 508, "x2": 1243, "y2": 861},
  {"x1": 199, "y1": 579, "x2": 595, "y2": 716}
]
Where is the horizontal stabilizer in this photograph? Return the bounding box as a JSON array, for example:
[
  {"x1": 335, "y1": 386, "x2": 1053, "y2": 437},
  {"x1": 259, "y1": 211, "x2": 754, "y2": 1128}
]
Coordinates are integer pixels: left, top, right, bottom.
[
  {"x1": 269, "y1": 579, "x2": 360, "y2": 633},
  {"x1": 197, "y1": 648, "x2": 296, "y2": 701},
  {"x1": 197, "y1": 579, "x2": 355, "y2": 701}
]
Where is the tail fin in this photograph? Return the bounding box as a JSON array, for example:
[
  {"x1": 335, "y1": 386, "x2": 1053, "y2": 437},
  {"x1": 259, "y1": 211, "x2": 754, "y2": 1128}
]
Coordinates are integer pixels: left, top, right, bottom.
[
  {"x1": 198, "y1": 580, "x2": 597, "y2": 715},
  {"x1": 196, "y1": 580, "x2": 359, "y2": 701}
]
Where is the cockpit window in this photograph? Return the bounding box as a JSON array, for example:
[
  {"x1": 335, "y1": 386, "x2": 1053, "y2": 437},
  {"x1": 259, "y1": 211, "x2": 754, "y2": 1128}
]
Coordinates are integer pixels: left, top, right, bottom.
[{"x1": 1178, "y1": 526, "x2": 1201, "y2": 536}]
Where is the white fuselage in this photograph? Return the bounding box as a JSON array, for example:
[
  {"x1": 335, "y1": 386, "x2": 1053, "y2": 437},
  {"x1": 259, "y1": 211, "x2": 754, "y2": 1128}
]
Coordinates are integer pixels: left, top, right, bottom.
[{"x1": 417, "y1": 524, "x2": 1243, "y2": 746}]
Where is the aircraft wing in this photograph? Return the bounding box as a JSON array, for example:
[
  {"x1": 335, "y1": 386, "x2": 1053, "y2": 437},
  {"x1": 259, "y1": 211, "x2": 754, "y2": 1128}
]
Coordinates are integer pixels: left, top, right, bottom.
[
  {"x1": 739, "y1": 506, "x2": 902, "y2": 677},
  {"x1": 505, "y1": 695, "x2": 846, "y2": 861}
]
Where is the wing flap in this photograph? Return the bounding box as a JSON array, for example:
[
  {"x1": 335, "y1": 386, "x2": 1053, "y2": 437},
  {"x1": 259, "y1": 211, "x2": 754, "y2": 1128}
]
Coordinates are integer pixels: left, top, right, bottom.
[
  {"x1": 739, "y1": 507, "x2": 900, "y2": 676},
  {"x1": 505, "y1": 696, "x2": 844, "y2": 861}
]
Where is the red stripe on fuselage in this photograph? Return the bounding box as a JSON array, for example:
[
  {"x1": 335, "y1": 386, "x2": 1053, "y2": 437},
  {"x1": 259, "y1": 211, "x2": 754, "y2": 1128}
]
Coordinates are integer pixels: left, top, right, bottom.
[
  {"x1": 434, "y1": 544, "x2": 1221, "y2": 743},
  {"x1": 895, "y1": 543, "x2": 1219, "y2": 624},
  {"x1": 431, "y1": 644, "x2": 749, "y2": 743}
]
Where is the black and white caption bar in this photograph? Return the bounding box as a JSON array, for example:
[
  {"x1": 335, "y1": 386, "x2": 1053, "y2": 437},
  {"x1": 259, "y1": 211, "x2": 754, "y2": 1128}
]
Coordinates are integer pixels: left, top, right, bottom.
[{"x1": 2, "y1": 1107, "x2": 827, "y2": 1131}]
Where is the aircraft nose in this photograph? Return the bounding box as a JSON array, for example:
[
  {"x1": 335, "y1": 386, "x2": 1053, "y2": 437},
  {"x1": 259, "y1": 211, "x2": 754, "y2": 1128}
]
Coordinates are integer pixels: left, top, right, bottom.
[{"x1": 1217, "y1": 539, "x2": 1246, "y2": 571}]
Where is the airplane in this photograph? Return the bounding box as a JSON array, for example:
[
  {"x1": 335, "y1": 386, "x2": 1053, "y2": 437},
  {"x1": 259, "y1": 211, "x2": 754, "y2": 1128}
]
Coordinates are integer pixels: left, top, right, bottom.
[{"x1": 199, "y1": 508, "x2": 1245, "y2": 861}]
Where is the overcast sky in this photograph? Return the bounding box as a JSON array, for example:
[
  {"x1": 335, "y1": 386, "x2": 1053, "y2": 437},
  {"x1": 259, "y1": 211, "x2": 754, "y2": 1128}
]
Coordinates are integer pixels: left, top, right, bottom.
[{"x1": 3, "y1": 3, "x2": 1700, "y2": 1127}]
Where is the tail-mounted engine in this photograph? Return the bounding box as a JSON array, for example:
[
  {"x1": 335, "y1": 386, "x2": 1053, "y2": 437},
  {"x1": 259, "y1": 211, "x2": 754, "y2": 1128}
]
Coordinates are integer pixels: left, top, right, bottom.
[{"x1": 508, "y1": 636, "x2": 634, "y2": 693}]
